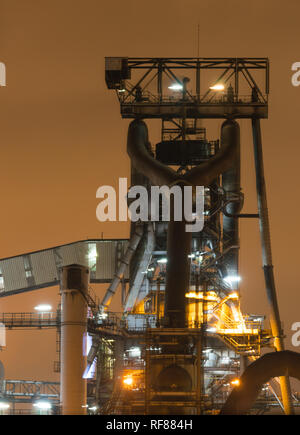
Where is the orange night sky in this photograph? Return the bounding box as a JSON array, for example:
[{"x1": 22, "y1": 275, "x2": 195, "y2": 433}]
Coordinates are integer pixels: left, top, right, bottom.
[{"x1": 0, "y1": 0, "x2": 299, "y2": 388}]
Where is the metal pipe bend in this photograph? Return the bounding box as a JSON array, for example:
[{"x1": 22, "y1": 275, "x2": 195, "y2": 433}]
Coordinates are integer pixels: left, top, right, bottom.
[{"x1": 127, "y1": 118, "x2": 240, "y2": 189}]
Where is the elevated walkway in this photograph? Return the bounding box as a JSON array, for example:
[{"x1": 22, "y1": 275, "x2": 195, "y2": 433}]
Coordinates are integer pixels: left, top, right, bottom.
[
  {"x1": 0, "y1": 379, "x2": 59, "y2": 403},
  {"x1": 0, "y1": 239, "x2": 129, "y2": 297}
]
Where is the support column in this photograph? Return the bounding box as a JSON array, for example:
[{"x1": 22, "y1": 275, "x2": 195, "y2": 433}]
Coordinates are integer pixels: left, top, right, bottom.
[
  {"x1": 60, "y1": 264, "x2": 89, "y2": 415},
  {"x1": 252, "y1": 118, "x2": 294, "y2": 415},
  {"x1": 113, "y1": 338, "x2": 124, "y2": 382},
  {"x1": 240, "y1": 355, "x2": 248, "y2": 376},
  {"x1": 145, "y1": 331, "x2": 150, "y2": 415}
]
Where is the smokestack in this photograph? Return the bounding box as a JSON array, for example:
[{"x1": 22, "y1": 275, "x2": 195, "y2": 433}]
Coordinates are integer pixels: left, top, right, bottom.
[
  {"x1": 127, "y1": 119, "x2": 240, "y2": 328},
  {"x1": 60, "y1": 264, "x2": 89, "y2": 415}
]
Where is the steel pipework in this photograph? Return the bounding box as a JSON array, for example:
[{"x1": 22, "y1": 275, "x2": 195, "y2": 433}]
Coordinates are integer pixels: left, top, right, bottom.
[
  {"x1": 60, "y1": 264, "x2": 89, "y2": 415},
  {"x1": 127, "y1": 119, "x2": 240, "y2": 328}
]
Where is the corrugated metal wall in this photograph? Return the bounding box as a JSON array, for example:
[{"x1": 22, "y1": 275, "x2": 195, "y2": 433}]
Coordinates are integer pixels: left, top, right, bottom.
[{"x1": 0, "y1": 239, "x2": 129, "y2": 297}]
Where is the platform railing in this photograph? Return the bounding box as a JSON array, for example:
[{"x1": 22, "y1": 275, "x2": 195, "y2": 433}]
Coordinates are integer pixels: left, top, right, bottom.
[{"x1": 119, "y1": 92, "x2": 268, "y2": 105}]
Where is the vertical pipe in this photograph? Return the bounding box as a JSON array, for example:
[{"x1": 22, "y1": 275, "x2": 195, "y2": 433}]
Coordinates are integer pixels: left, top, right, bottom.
[
  {"x1": 195, "y1": 273, "x2": 200, "y2": 328},
  {"x1": 201, "y1": 280, "x2": 208, "y2": 407},
  {"x1": 60, "y1": 264, "x2": 89, "y2": 415},
  {"x1": 158, "y1": 61, "x2": 162, "y2": 103},
  {"x1": 252, "y1": 118, "x2": 294, "y2": 415},
  {"x1": 222, "y1": 119, "x2": 241, "y2": 287},
  {"x1": 164, "y1": 188, "x2": 192, "y2": 328},
  {"x1": 121, "y1": 279, "x2": 126, "y2": 308},
  {"x1": 156, "y1": 278, "x2": 161, "y2": 327},
  {"x1": 240, "y1": 355, "x2": 248, "y2": 376},
  {"x1": 235, "y1": 58, "x2": 239, "y2": 98}
]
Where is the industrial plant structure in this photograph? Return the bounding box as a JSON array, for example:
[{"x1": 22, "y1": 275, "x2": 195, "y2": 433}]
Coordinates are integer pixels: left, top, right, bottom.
[{"x1": 0, "y1": 57, "x2": 298, "y2": 415}]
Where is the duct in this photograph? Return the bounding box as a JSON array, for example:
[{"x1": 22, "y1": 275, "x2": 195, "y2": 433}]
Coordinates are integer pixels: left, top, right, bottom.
[
  {"x1": 127, "y1": 119, "x2": 240, "y2": 328},
  {"x1": 203, "y1": 240, "x2": 239, "y2": 303},
  {"x1": 184, "y1": 120, "x2": 240, "y2": 187},
  {"x1": 100, "y1": 223, "x2": 144, "y2": 308},
  {"x1": 124, "y1": 223, "x2": 155, "y2": 312},
  {"x1": 252, "y1": 118, "x2": 293, "y2": 414},
  {"x1": 84, "y1": 336, "x2": 100, "y2": 378},
  {"x1": 220, "y1": 351, "x2": 300, "y2": 415},
  {"x1": 204, "y1": 350, "x2": 220, "y2": 391}
]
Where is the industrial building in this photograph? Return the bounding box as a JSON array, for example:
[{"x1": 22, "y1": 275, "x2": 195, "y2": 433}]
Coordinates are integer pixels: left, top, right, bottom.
[{"x1": 0, "y1": 57, "x2": 299, "y2": 415}]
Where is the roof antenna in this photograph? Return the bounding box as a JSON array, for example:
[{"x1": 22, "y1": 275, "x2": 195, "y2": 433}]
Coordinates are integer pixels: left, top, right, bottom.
[{"x1": 197, "y1": 24, "x2": 200, "y2": 58}]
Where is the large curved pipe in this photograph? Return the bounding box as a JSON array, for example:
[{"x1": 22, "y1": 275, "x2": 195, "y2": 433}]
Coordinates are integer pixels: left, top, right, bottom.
[
  {"x1": 127, "y1": 120, "x2": 178, "y2": 186},
  {"x1": 101, "y1": 223, "x2": 144, "y2": 308},
  {"x1": 164, "y1": 184, "x2": 192, "y2": 328},
  {"x1": 252, "y1": 118, "x2": 293, "y2": 414},
  {"x1": 220, "y1": 351, "x2": 300, "y2": 415},
  {"x1": 127, "y1": 119, "x2": 240, "y2": 328},
  {"x1": 222, "y1": 122, "x2": 241, "y2": 283}
]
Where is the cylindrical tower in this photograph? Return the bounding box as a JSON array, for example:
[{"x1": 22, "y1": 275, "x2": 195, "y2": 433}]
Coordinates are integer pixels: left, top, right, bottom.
[{"x1": 60, "y1": 264, "x2": 89, "y2": 415}]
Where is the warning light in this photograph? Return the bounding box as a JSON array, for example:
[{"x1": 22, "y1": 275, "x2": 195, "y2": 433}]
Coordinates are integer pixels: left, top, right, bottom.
[{"x1": 123, "y1": 375, "x2": 133, "y2": 387}]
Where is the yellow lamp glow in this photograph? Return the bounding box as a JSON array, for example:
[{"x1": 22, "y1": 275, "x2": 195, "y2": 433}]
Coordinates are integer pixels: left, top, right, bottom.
[
  {"x1": 209, "y1": 84, "x2": 225, "y2": 91},
  {"x1": 123, "y1": 376, "x2": 133, "y2": 387}
]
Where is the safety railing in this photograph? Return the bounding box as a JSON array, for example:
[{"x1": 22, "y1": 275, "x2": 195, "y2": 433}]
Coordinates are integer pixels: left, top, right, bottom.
[
  {"x1": 119, "y1": 92, "x2": 268, "y2": 105},
  {"x1": 89, "y1": 311, "x2": 126, "y2": 334}
]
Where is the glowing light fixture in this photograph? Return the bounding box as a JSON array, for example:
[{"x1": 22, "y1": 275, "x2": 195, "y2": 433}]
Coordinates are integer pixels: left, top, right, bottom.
[
  {"x1": 0, "y1": 402, "x2": 10, "y2": 410},
  {"x1": 231, "y1": 379, "x2": 240, "y2": 387},
  {"x1": 157, "y1": 258, "x2": 167, "y2": 264},
  {"x1": 123, "y1": 375, "x2": 133, "y2": 386},
  {"x1": 185, "y1": 291, "x2": 219, "y2": 301},
  {"x1": 224, "y1": 275, "x2": 241, "y2": 285},
  {"x1": 209, "y1": 83, "x2": 225, "y2": 91}
]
